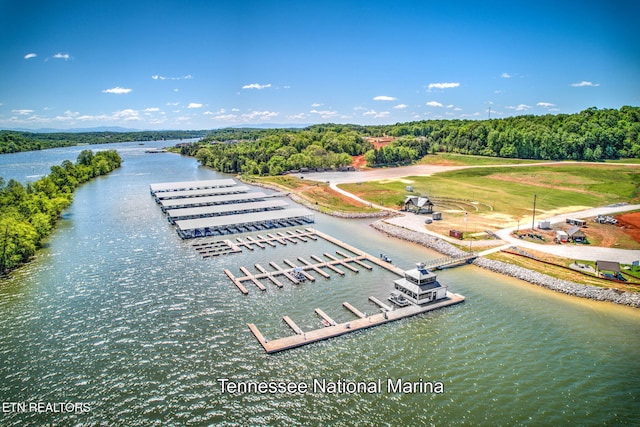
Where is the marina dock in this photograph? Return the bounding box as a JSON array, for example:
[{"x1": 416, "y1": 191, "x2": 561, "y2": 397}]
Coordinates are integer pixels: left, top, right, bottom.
[{"x1": 248, "y1": 292, "x2": 465, "y2": 354}]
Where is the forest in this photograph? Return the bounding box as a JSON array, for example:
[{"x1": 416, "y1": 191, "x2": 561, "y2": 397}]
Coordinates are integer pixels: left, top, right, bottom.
[
  {"x1": 0, "y1": 149, "x2": 122, "y2": 274},
  {"x1": 181, "y1": 106, "x2": 640, "y2": 175},
  {"x1": 0, "y1": 130, "x2": 206, "y2": 154}
]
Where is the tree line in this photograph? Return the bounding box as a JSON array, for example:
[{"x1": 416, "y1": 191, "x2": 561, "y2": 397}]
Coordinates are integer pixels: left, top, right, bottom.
[
  {"x1": 180, "y1": 125, "x2": 372, "y2": 175},
  {"x1": 0, "y1": 130, "x2": 207, "y2": 154},
  {"x1": 178, "y1": 106, "x2": 639, "y2": 174},
  {"x1": 0, "y1": 149, "x2": 122, "y2": 274}
]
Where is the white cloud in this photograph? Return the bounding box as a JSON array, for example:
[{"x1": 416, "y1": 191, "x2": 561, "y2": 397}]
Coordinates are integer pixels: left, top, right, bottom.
[
  {"x1": 507, "y1": 104, "x2": 532, "y2": 111},
  {"x1": 571, "y1": 81, "x2": 600, "y2": 87},
  {"x1": 373, "y1": 95, "x2": 397, "y2": 101},
  {"x1": 12, "y1": 109, "x2": 34, "y2": 115},
  {"x1": 287, "y1": 113, "x2": 307, "y2": 120},
  {"x1": 144, "y1": 107, "x2": 160, "y2": 112},
  {"x1": 187, "y1": 103, "x2": 203, "y2": 109},
  {"x1": 113, "y1": 109, "x2": 140, "y2": 121},
  {"x1": 311, "y1": 102, "x2": 323, "y2": 107},
  {"x1": 363, "y1": 110, "x2": 390, "y2": 118},
  {"x1": 242, "y1": 110, "x2": 278, "y2": 121},
  {"x1": 152, "y1": 74, "x2": 193, "y2": 80},
  {"x1": 242, "y1": 83, "x2": 272, "y2": 90},
  {"x1": 426, "y1": 101, "x2": 444, "y2": 107},
  {"x1": 501, "y1": 72, "x2": 511, "y2": 79},
  {"x1": 537, "y1": 102, "x2": 555, "y2": 108},
  {"x1": 214, "y1": 114, "x2": 237, "y2": 122},
  {"x1": 103, "y1": 87, "x2": 132, "y2": 94},
  {"x1": 393, "y1": 104, "x2": 407, "y2": 110},
  {"x1": 24, "y1": 53, "x2": 37, "y2": 60},
  {"x1": 53, "y1": 52, "x2": 70, "y2": 60},
  {"x1": 310, "y1": 109, "x2": 338, "y2": 119},
  {"x1": 428, "y1": 82, "x2": 460, "y2": 90}
]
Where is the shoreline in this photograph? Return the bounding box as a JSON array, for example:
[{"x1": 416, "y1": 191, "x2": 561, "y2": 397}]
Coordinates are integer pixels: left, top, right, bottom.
[
  {"x1": 369, "y1": 220, "x2": 640, "y2": 308},
  {"x1": 240, "y1": 176, "x2": 392, "y2": 219}
]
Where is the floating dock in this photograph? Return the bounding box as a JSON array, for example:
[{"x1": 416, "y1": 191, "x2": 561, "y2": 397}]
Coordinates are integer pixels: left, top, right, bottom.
[
  {"x1": 150, "y1": 179, "x2": 315, "y2": 239},
  {"x1": 248, "y1": 293, "x2": 465, "y2": 354},
  {"x1": 242, "y1": 227, "x2": 466, "y2": 353}
]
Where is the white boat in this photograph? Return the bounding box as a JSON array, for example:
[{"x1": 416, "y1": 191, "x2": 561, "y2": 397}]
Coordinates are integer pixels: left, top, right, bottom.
[
  {"x1": 380, "y1": 253, "x2": 393, "y2": 263},
  {"x1": 388, "y1": 291, "x2": 410, "y2": 307}
]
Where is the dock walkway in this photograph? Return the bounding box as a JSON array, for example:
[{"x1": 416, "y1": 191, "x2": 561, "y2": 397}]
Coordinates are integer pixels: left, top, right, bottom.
[{"x1": 249, "y1": 293, "x2": 465, "y2": 354}]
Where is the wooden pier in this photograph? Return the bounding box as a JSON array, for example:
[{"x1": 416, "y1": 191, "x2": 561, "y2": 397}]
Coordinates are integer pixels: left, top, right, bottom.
[
  {"x1": 224, "y1": 249, "x2": 377, "y2": 294},
  {"x1": 248, "y1": 293, "x2": 465, "y2": 354},
  {"x1": 193, "y1": 229, "x2": 319, "y2": 257}
]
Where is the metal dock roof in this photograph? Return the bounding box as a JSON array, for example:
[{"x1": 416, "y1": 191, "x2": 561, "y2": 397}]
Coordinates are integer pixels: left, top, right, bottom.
[
  {"x1": 154, "y1": 185, "x2": 251, "y2": 201},
  {"x1": 175, "y1": 208, "x2": 313, "y2": 235},
  {"x1": 149, "y1": 179, "x2": 237, "y2": 194},
  {"x1": 160, "y1": 191, "x2": 268, "y2": 210},
  {"x1": 167, "y1": 200, "x2": 288, "y2": 220}
]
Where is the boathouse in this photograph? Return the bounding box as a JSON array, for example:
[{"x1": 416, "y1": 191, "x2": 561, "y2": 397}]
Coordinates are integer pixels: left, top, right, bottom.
[
  {"x1": 174, "y1": 208, "x2": 314, "y2": 239},
  {"x1": 393, "y1": 263, "x2": 447, "y2": 305},
  {"x1": 150, "y1": 178, "x2": 315, "y2": 239}
]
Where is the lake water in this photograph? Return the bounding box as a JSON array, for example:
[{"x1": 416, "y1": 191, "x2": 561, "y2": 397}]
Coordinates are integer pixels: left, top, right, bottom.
[{"x1": 1, "y1": 143, "x2": 639, "y2": 426}]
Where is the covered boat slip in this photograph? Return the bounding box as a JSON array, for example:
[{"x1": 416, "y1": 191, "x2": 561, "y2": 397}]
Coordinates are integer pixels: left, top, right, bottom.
[
  {"x1": 175, "y1": 208, "x2": 314, "y2": 239},
  {"x1": 154, "y1": 185, "x2": 251, "y2": 202},
  {"x1": 149, "y1": 179, "x2": 238, "y2": 196},
  {"x1": 167, "y1": 200, "x2": 289, "y2": 224},
  {"x1": 159, "y1": 191, "x2": 270, "y2": 211}
]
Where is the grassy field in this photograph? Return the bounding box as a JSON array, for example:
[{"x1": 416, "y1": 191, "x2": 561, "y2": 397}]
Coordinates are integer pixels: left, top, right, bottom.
[
  {"x1": 247, "y1": 175, "x2": 379, "y2": 214},
  {"x1": 340, "y1": 164, "x2": 640, "y2": 224},
  {"x1": 418, "y1": 152, "x2": 551, "y2": 166},
  {"x1": 488, "y1": 251, "x2": 640, "y2": 292}
]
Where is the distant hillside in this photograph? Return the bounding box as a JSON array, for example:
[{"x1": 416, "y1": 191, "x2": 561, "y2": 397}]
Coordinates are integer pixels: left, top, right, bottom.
[
  {"x1": 179, "y1": 106, "x2": 640, "y2": 175},
  {"x1": 0, "y1": 130, "x2": 208, "y2": 154}
]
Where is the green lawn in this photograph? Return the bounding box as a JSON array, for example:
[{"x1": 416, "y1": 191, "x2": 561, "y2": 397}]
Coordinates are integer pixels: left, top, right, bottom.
[{"x1": 340, "y1": 164, "x2": 640, "y2": 218}]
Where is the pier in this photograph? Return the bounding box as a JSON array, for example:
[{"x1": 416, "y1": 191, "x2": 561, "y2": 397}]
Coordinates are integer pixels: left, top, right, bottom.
[
  {"x1": 248, "y1": 293, "x2": 465, "y2": 354},
  {"x1": 239, "y1": 227, "x2": 467, "y2": 353},
  {"x1": 225, "y1": 251, "x2": 375, "y2": 293}
]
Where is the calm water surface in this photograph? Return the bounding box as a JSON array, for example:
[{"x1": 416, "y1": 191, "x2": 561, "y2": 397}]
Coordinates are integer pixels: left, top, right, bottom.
[{"x1": 1, "y1": 145, "x2": 639, "y2": 426}]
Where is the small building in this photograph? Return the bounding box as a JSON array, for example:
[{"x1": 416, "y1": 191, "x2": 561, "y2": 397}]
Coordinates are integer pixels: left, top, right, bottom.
[
  {"x1": 393, "y1": 263, "x2": 448, "y2": 305},
  {"x1": 596, "y1": 260, "x2": 622, "y2": 280},
  {"x1": 432, "y1": 212, "x2": 442, "y2": 220},
  {"x1": 566, "y1": 218, "x2": 587, "y2": 227},
  {"x1": 404, "y1": 195, "x2": 434, "y2": 214},
  {"x1": 538, "y1": 220, "x2": 551, "y2": 230},
  {"x1": 567, "y1": 225, "x2": 587, "y2": 242},
  {"x1": 556, "y1": 230, "x2": 569, "y2": 243},
  {"x1": 449, "y1": 229, "x2": 463, "y2": 240}
]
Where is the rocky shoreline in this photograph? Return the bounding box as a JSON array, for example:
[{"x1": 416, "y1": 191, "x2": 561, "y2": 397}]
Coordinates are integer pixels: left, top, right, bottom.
[{"x1": 370, "y1": 220, "x2": 640, "y2": 308}]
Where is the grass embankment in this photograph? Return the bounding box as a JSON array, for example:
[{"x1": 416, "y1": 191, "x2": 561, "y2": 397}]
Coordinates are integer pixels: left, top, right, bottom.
[
  {"x1": 245, "y1": 175, "x2": 381, "y2": 214},
  {"x1": 340, "y1": 163, "x2": 640, "y2": 236},
  {"x1": 487, "y1": 249, "x2": 640, "y2": 293}
]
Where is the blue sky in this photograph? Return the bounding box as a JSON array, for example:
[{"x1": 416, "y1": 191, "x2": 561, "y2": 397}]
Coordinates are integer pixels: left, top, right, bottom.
[{"x1": 1, "y1": 0, "x2": 638, "y2": 130}]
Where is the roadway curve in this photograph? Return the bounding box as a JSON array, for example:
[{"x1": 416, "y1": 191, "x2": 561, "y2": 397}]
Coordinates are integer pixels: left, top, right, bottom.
[{"x1": 301, "y1": 163, "x2": 640, "y2": 263}]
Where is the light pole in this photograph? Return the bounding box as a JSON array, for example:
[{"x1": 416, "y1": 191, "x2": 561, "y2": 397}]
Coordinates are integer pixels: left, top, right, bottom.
[{"x1": 531, "y1": 194, "x2": 537, "y2": 231}]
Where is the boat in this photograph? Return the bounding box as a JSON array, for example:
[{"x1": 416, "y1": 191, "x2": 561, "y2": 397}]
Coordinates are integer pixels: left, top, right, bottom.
[
  {"x1": 321, "y1": 319, "x2": 331, "y2": 327},
  {"x1": 292, "y1": 267, "x2": 306, "y2": 282},
  {"x1": 380, "y1": 253, "x2": 393, "y2": 263},
  {"x1": 388, "y1": 291, "x2": 410, "y2": 307}
]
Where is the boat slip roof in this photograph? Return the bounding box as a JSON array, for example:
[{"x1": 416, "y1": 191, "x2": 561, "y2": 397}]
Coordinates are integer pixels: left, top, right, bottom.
[
  {"x1": 155, "y1": 185, "x2": 251, "y2": 200},
  {"x1": 160, "y1": 191, "x2": 268, "y2": 209},
  {"x1": 167, "y1": 200, "x2": 289, "y2": 219},
  {"x1": 175, "y1": 208, "x2": 313, "y2": 231},
  {"x1": 149, "y1": 179, "x2": 237, "y2": 193}
]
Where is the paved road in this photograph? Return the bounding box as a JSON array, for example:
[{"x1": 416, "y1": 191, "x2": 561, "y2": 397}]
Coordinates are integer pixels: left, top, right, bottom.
[{"x1": 303, "y1": 164, "x2": 640, "y2": 263}]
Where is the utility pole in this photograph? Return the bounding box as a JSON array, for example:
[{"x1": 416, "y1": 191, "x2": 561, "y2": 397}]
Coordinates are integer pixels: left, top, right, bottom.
[{"x1": 531, "y1": 194, "x2": 537, "y2": 231}]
